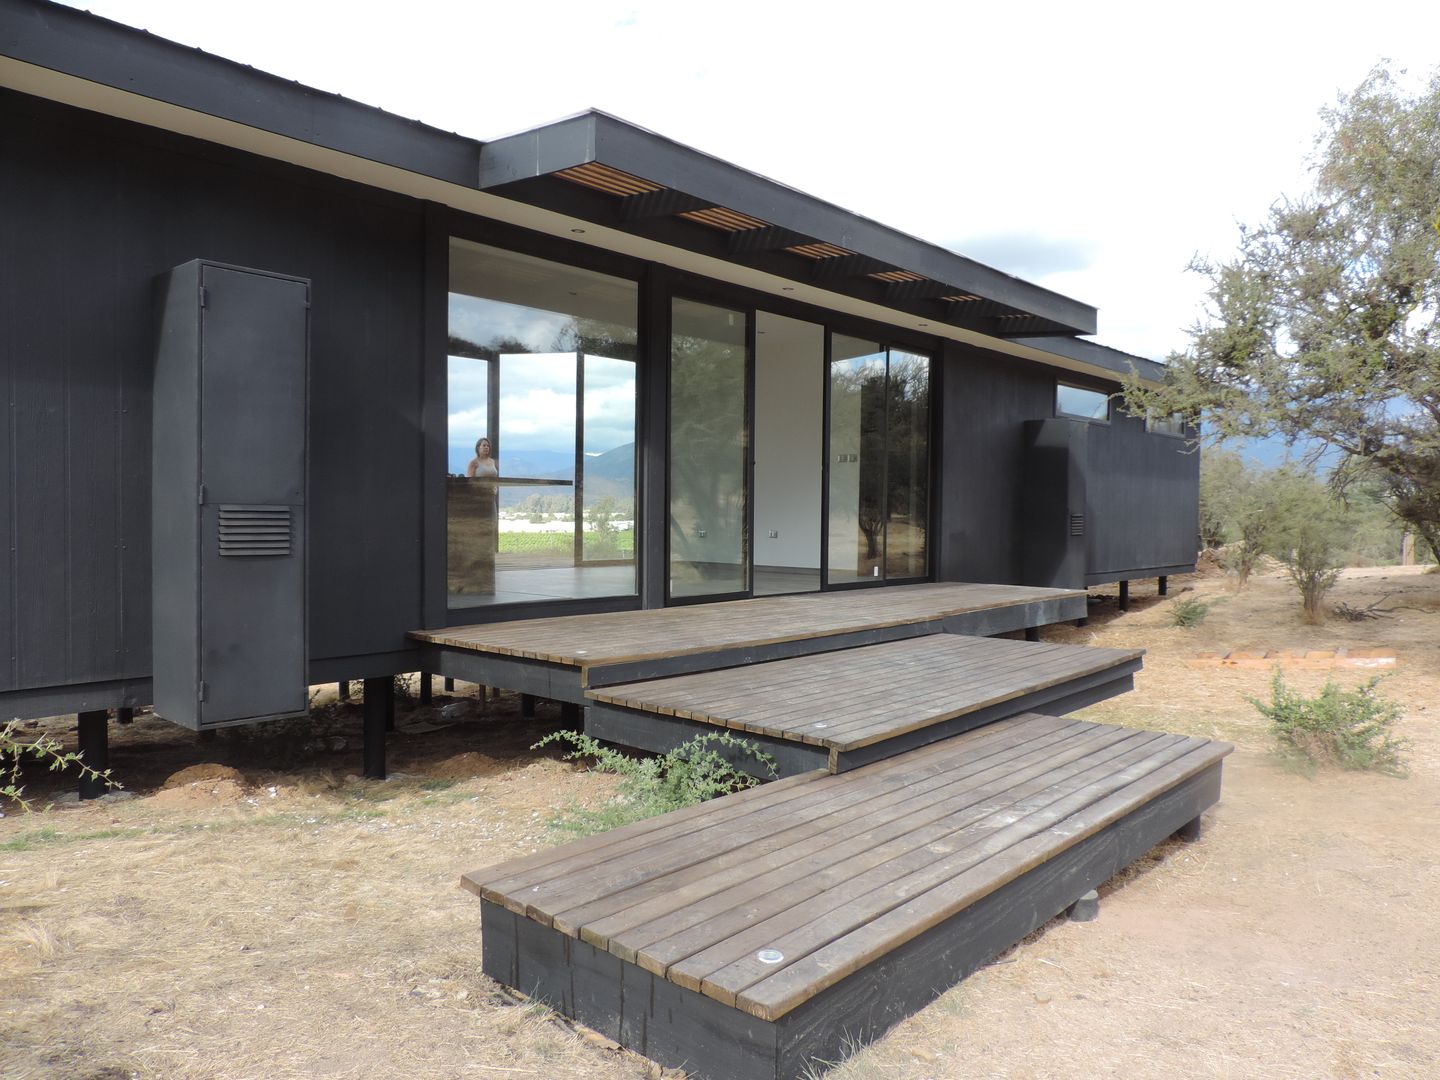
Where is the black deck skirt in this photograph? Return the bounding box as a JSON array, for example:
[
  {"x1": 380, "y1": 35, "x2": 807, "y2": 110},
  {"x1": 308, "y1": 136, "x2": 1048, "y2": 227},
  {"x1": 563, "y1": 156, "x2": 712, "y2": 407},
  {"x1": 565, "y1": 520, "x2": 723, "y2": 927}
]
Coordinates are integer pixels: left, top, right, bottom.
[{"x1": 479, "y1": 760, "x2": 1224, "y2": 1080}]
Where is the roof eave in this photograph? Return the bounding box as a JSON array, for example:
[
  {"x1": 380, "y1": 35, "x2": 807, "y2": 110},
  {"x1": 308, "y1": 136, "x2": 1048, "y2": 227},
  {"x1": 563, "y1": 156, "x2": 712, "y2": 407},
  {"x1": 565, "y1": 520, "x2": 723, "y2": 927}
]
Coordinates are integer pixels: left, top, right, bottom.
[{"x1": 479, "y1": 110, "x2": 1099, "y2": 337}]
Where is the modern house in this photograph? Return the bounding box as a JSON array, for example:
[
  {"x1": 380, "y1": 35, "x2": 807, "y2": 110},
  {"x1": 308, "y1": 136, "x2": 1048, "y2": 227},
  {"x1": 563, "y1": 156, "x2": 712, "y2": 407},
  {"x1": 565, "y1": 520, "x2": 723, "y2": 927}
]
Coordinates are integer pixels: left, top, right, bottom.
[
  {"x1": 0, "y1": 0, "x2": 1197, "y2": 743},
  {"x1": 2, "y1": 6, "x2": 1228, "y2": 1075}
]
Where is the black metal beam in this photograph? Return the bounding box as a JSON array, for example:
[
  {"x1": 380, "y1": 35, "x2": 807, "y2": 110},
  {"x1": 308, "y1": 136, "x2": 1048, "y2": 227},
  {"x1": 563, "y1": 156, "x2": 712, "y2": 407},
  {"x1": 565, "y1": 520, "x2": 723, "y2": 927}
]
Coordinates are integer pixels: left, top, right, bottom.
[
  {"x1": 77, "y1": 710, "x2": 108, "y2": 800},
  {"x1": 362, "y1": 677, "x2": 389, "y2": 780}
]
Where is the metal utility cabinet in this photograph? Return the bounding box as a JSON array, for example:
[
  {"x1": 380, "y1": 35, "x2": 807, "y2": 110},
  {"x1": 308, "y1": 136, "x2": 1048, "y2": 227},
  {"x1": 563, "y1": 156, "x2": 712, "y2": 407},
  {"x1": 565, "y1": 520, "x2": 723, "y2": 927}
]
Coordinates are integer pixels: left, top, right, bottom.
[
  {"x1": 151, "y1": 260, "x2": 310, "y2": 728},
  {"x1": 1020, "y1": 418, "x2": 1089, "y2": 589}
]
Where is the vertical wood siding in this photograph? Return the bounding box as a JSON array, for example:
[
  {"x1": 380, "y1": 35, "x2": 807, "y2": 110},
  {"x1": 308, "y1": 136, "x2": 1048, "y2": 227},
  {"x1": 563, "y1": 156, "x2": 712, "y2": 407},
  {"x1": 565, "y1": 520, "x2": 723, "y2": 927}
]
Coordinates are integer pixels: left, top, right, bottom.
[{"x1": 0, "y1": 88, "x2": 425, "y2": 693}]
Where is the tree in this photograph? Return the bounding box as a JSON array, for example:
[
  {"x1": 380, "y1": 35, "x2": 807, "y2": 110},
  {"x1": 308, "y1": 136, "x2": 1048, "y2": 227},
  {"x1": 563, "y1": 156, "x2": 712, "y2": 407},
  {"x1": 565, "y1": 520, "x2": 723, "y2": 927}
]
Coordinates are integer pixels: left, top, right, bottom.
[{"x1": 1125, "y1": 65, "x2": 1440, "y2": 559}]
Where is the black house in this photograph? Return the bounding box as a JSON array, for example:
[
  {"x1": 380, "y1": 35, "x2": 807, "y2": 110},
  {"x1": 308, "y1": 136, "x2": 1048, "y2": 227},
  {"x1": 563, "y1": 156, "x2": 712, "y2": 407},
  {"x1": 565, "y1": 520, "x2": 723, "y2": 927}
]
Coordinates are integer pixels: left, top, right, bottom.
[{"x1": 0, "y1": 0, "x2": 1197, "y2": 745}]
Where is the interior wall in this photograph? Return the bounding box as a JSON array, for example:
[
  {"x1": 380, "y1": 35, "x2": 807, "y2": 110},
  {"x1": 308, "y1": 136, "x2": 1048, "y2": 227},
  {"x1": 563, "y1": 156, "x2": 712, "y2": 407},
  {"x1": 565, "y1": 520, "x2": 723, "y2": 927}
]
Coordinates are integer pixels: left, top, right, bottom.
[{"x1": 754, "y1": 312, "x2": 824, "y2": 570}]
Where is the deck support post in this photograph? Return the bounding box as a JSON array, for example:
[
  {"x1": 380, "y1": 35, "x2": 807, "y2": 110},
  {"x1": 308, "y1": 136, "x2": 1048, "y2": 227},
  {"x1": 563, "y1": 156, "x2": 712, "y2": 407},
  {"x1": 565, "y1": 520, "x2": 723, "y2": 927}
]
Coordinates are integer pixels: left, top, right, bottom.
[
  {"x1": 418, "y1": 673, "x2": 433, "y2": 705},
  {"x1": 1118, "y1": 579, "x2": 1130, "y2": 611},
  {"x1": 1024, "y1": 626, "x2": 1041, "y2": 643},
  {"x1": 1176, "y1": 814, "x2": 1203, "y2": 842},
  {"x1": 338, "y1": 680, "x2": 350, "y2": 701},
  {"x1": 363, "y1": 677, "x2": 390, "y2": 780},
  {"x1": 443, "y1": 677, "x2": 455, "y2": 693},
  {"x1": 114, "y1": 707, "x2": 134, "y2": 726},
  {"x1": 77, "y1": 710, "x2": 109, "y2": 800},
  {"x1": 1067, "y1": 889, "x2": 1100, "y2": 922},
  {"x1": 1158, "y1": 575, "x2": 1168, "y2": 596},
  {"x1": 521, "y1": 693, "x2": 536, "y2": 718}
]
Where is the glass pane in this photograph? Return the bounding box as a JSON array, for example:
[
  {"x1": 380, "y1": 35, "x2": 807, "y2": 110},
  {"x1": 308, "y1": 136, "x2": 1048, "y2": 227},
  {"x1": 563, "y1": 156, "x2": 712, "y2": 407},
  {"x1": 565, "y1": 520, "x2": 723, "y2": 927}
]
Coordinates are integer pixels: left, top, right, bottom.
[
  {"x1": 581, "y1": 354, "x2": 637, "y2": 566},
  {"x1": 827, "y1": 336, "x2": 887, "y2": 584},
  {"x1": 1147, "y1": 410, "x2": 1184, "y2": 436},
  {"x1": 447, "y1": 240, "x2": 637, "y2": 606},
  {"x1": 1056, "y1": 382, "x2": 1109, "y2": 421},
  {"x1": 670, "y1": 299, "x2": 748, "y2": 598},
  {"x1": 886, "y1": 350, "x2": 930, "y2": 578}
]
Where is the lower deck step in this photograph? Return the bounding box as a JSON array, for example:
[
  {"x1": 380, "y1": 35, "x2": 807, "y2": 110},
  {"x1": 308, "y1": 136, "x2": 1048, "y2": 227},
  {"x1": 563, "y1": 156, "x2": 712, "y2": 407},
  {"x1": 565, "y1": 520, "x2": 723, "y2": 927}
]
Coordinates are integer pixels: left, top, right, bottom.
[
  {"x1": 585, "y1": 633, "x2": 1144, "y2": 775},
  {"x1": 464, "y1": 713, "x2": 1232, "y2": 1080}
]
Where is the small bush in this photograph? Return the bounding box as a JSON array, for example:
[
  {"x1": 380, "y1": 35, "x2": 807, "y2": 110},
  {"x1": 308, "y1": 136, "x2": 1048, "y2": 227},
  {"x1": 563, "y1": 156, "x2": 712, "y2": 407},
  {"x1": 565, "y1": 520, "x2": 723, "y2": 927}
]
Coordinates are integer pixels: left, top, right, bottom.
[
  {"x1": 534, "y1": 730, "x2": 776, "y2": 836},
  {"x1": 1251, "y1": 672, "x2": 1408, "y2": 775},
  {"x1": 1169, "y1": 597, "x2": 1210, "y2": 628}
]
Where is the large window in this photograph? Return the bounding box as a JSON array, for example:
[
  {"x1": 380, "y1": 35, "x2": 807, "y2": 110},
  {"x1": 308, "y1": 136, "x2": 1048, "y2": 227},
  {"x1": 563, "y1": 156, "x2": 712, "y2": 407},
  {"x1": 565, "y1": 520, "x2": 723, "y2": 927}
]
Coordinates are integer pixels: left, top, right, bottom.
[
  {"x1": 826, "y1": 337, "x2": 931, "y2": 584},
  {"x1": 669, "y1": 299, "x2": 749, "y2": 599},
  {"x1": 447, "y1": 240, "x2": 638, "y2": 607}
]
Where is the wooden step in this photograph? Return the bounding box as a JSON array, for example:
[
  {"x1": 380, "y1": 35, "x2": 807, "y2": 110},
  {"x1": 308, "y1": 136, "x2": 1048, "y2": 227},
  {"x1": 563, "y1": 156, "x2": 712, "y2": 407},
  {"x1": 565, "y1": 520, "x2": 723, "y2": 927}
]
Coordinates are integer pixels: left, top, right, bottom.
[
  {"x1": 584, "y1": 633, "x2": 1144, "y2": 774},
  {"x1": 465, "y1": 713, "x2": 1232, "y2": 1080},
  {"x1": 411, "y1": 581, "x2": 1086, "y2": 703}
]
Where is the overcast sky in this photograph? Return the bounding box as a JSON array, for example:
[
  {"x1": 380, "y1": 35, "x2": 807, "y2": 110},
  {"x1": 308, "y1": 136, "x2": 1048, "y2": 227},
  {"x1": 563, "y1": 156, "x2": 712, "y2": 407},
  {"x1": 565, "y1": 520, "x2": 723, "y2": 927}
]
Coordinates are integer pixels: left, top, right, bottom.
[{"x1": 63, "y1": 0, "x2": 1440, "y2": 361}]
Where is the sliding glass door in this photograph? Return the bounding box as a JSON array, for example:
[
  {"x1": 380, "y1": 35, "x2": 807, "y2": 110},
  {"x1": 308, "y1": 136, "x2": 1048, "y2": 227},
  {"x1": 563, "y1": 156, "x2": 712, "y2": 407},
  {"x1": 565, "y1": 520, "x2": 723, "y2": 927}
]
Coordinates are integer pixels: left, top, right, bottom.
[
  {"x1": 826, "y1": 337, "x2": 930, "y2": 585},
  {"x1": 669, "y1": 299, "x2": 749, "y2": 600}
]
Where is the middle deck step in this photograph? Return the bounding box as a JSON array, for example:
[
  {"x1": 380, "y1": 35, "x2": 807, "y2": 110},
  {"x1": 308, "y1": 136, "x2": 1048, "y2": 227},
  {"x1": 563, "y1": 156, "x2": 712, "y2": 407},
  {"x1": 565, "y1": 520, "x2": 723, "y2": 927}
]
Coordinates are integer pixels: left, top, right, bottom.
[{"x1": 585, "y1": 634, "x2": 1144, "y2": 775}]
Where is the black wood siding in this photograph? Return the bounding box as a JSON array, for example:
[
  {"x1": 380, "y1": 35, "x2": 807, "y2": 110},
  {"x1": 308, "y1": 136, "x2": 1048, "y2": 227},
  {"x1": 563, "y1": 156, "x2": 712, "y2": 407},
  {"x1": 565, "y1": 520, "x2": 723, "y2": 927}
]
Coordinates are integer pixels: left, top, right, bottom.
[
  {"x1": 0, "y1": 89, "x2": 425, "y2": 694},
  {"x1": 936, "y1": 343, "x2": 1054, "y2": 584},
  {"x1": 936, "y1": 342, "x2": 1198, "y2": 586}
]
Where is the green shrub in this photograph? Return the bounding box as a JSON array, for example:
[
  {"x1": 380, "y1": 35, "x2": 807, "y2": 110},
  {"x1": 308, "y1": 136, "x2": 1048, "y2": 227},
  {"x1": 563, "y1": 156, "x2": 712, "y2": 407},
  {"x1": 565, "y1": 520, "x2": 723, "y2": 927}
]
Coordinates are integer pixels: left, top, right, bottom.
[
  {"x1": 1169, "y1": 597, "x2": 1211, "y2": 628},
  {"x1": 2, "y1": 719, "x2": 118, "y2": 809},
  {"x1": 534, "y1": 730, "x2": 776, "y2": 836},
  {"x1": 1251, "y1": 672, "x2": 1408, "y2": 775}
]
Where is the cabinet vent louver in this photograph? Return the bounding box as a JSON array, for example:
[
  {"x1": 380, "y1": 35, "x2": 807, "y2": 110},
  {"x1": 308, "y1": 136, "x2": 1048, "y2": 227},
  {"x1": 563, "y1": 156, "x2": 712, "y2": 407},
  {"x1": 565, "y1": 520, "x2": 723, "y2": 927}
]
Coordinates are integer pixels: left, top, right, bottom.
[
  {"x1": 219, "y1": 506, "x2": 292, "y2": 556},
  {"x1": 1068, "y1": 513, "x2": 1086, "y2": 537}
]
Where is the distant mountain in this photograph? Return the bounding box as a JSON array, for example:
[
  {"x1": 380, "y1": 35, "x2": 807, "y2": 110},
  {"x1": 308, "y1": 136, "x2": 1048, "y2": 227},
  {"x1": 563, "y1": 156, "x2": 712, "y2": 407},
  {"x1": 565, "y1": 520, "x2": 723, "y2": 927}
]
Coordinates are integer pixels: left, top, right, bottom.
[{"x1": 490, "y1": 442, "x2": 636, "y2": 508}]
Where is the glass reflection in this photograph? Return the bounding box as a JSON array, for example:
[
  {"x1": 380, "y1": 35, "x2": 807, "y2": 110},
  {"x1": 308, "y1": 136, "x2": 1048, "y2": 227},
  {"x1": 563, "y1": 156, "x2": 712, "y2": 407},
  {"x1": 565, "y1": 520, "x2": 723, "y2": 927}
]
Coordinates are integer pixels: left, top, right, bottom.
[
  {"x1": 447, "y1": 240, "x2": 637, "y2": 607},
  {"x1": 670, "y1": 299, "x2": 748, "y2": 598},
  {"x1": 826, "y1": 337, "x2": 929, "y2": 585}
]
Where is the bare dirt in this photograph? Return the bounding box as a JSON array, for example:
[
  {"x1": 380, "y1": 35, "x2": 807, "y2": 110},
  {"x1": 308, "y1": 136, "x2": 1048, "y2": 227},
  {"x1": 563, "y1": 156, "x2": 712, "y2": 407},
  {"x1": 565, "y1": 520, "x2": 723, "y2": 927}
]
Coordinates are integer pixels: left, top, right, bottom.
[{"x1": 3, "y1": 566, "x2": 1438, "y2": 1079}]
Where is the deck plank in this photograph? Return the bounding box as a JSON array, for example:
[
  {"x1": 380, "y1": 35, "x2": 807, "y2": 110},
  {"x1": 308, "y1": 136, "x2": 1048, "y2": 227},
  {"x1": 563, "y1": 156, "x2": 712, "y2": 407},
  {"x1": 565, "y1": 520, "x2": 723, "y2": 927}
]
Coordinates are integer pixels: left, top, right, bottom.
[
  {"x1": 558, "y1": 720, "x2": 1106, "y2": 948},
  {"x1": 665, "y1": 733, "x2": 1191, "y2": 997},
  {"x1": 589, "y1": 635, "x2": 1142, "y2": 754},
  {"x1": 735, "y1": 742, "x2": 1232, "y2": 1019},
  {"x1": 605, "y1": 729, "x2": 1151, "y2": 971},
  {"x1": 469, "y1": 711, "x2": 1233, "y2": 1028},
  {"x1": 416, "y1": 582, "x2": 1081, "y2": 671}
]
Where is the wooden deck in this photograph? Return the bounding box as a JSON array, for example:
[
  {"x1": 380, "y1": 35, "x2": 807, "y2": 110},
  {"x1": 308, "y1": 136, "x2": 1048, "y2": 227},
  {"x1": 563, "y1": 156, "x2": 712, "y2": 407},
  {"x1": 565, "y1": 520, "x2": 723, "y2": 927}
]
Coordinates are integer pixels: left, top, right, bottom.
[
  {"x1": 413, "y1": 582, "x2": 1085, "y2": 700},
  {"x1": 469, "y1": 713, "x2": 1232, "y2": 1080},
  {"x1": 586, "y1": 634, "x2": 1144, "y2": 775}
]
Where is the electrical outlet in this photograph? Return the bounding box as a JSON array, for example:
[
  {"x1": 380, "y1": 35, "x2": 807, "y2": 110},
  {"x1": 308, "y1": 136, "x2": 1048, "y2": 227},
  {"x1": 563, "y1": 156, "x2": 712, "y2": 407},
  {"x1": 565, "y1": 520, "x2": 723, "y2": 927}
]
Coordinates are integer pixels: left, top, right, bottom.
[{"x1": 767, "y1": 530, "x2": 779, "y2": 539}]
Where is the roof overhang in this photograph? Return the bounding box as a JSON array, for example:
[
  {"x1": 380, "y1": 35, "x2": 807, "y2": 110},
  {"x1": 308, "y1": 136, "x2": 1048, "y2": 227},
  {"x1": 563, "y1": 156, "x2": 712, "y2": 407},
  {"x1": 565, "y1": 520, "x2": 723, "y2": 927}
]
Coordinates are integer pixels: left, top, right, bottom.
[
  {"x1": 478, "y1": 110, "x2": 1099, "y2": 340},
  {"x1": 0, "y1": 0, "x2": 1165, "y2": 386}
]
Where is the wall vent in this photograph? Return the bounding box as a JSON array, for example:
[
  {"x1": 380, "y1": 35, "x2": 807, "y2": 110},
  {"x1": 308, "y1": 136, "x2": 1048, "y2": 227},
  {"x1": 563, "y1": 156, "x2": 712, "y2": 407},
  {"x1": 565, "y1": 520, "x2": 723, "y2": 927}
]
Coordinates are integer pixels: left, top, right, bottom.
[
  {"x1": 1069, "y1": 513, "x2": 1086, "y2": 537},
  {"x1": 218, "y1": 506, "x2": 292, "y2": 556}
]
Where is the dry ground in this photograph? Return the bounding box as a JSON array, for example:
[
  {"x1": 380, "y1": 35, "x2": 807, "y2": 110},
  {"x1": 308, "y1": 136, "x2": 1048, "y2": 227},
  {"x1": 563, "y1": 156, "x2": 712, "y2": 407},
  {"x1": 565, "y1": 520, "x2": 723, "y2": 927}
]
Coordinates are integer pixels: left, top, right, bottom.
[{"x1": 2, "y1": 565, "x2": 1438, "y2": 1079}]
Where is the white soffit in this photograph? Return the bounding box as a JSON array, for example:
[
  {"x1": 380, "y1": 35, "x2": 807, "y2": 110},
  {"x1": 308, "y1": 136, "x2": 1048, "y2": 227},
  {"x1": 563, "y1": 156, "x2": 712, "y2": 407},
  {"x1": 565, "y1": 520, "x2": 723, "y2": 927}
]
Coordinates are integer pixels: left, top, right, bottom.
[{"x1": 0, "y1": 56, "x2": 1151, "y2": 386}]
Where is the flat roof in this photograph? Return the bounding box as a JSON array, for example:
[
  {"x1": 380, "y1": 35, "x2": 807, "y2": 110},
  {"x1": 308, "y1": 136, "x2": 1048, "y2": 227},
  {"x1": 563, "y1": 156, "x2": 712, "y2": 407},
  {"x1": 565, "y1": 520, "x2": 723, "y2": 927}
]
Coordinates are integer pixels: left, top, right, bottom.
[{"x1": 0, "y1": 0, "x2": 1165, "y2": 383}]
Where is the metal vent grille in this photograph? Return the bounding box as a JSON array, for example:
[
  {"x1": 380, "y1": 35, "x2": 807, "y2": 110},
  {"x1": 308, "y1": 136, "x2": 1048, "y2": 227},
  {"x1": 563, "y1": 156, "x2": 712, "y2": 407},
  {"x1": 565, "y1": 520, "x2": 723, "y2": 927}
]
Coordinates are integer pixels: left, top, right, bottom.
[
  {"x1": 219, "y1": 506, "x2": 292, "y2": 557},
  {"x1": 1069, "y1": 513, "x2": 1086, "y2": 537}
]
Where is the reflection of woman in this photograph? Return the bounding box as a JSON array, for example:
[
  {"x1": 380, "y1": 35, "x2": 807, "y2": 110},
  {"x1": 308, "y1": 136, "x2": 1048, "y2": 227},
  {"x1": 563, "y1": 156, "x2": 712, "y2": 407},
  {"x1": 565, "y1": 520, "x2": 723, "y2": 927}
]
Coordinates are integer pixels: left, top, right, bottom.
[{"x1": 466, "y1": 437, "x2": 498, "y2": 478}]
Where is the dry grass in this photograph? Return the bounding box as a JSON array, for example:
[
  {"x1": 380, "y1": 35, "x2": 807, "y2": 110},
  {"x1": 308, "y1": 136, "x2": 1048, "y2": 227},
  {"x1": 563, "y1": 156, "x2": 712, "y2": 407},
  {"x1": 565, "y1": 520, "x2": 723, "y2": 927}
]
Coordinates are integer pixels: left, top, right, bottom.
[{"x1": 3, "y1": 566, "x2": 1440, "y2": 1078}]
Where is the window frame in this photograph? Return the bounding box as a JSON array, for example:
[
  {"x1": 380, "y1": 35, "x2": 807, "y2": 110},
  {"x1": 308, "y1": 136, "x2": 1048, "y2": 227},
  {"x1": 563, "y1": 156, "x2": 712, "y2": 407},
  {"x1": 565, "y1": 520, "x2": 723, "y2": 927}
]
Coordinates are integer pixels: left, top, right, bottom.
[{"x1": 1055, "y1": 380, "x2": 1112, "y2": 424}]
